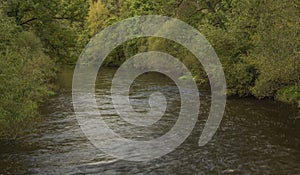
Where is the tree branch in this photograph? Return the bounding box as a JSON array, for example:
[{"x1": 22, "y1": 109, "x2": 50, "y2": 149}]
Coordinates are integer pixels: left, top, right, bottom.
[
  {"x1": 175, "y1": 0, "x2": 185, "y2": 8},
  {"x1": 19, "y1": 18, "x2": 38, "y2": 25},
  {"x1": 53, "y1": 16, "x2": 72, "y2": 20}
]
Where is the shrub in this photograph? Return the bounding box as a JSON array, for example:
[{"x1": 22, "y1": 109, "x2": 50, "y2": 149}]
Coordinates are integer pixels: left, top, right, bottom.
[
  {"x1": 0, "y1": 12, "x2": 55, "y2": 139},
  {"x1": 276, "y1": 86, "x2": 300, "y2": 107}
]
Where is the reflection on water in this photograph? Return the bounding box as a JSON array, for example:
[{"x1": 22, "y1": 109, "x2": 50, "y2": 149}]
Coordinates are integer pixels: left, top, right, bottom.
[{"x1": 0, "y1": 67, "x2": 300, "y2": 175}]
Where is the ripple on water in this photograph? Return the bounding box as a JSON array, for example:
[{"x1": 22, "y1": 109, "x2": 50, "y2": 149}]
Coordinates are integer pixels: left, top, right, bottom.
[{"x1": 0, "y1": 68, "x2": 300, "y2": 175}]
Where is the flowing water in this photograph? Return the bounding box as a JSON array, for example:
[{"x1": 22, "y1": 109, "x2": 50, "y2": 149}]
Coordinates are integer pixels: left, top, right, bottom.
[{"x1": 0, "y1": 67, "x2": 300, "y2": 175}]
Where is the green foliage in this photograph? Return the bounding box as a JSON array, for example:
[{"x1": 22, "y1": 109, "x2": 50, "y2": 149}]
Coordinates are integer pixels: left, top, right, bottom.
[
  {"x1": 200, "y1": 22, "x2": 256, "y2": 96},
  {"x1": 249, "y1": 0, "x2": 300, "y2": 98},
  {"x1": 0, "y1": 0, "x2": 90, "y2": 139},
  {"x1": 0, "y1": 0, "x2": 89, "y2": 139},
  {"x1": 85, "y1": 0, "x2": 300, "y2": 104},
  {"x1": 0, "y1": 0, "x2": 298, "y2": 139},
  {"x1": 87, "y1": 0, "x2": 110, "y2": 35},
  {"x1": 276, "y1": 86, "x2": 300, "y2": 107},
  {"x1": 3, "y1": 0, "x2": 89, "y2": 63}
]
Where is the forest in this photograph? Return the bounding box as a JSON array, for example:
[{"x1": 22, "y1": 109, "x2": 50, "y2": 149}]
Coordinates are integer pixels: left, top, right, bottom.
[{"x1": 0, "y1": 0, "x2": 299, "y2": 139}]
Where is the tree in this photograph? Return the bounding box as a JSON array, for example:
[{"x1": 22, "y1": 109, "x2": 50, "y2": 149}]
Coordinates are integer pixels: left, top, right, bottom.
[
  {"x1": 3, "y1": 0, "x2": 89, "y2": 63},
  {"x1": 0, "y1": 7, "x2": 55, "y2": 139}
]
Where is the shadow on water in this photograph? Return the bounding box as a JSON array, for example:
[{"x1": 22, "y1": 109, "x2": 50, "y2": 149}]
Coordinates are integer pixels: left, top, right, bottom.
[{"x1": 0, "y1": 66, "x2": 299, "y2": 175}]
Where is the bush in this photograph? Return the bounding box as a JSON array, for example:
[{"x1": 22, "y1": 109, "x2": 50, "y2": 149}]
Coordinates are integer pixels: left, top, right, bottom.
[
  {"x1": 276, "y1": 86, "x2": 300, "y2": 107},
  {"x1": 0, "y1": 12, "x2": 55, "y2": 139}
]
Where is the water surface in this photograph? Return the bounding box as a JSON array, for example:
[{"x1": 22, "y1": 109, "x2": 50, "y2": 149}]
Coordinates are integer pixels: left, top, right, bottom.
[{"x1": 0, "y1": 67, "x2": 299, "y2": 175}]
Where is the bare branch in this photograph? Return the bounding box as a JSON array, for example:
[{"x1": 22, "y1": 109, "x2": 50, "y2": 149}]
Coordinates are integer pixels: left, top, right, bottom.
[{"x1": 19, "y1": 18, "x2": 38, "y2": 25}]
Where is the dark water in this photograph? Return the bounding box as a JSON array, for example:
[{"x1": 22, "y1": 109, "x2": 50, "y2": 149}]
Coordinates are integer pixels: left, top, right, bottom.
[{"x1": 1, "y1": 67, "x2": 300, "y2": 175}]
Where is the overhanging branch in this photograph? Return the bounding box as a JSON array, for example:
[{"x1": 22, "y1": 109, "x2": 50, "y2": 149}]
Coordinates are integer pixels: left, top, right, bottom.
[{"x1": 19, "y1": 18, "x2": 38, "y2": 25}]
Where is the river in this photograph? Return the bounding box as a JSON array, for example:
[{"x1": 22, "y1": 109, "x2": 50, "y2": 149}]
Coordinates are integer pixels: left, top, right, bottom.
[{"x1": 0, "y1": 67, "x2": 300, "y2": 175}]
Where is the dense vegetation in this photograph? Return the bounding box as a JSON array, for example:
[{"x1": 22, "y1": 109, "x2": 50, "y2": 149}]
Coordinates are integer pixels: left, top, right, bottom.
[
  {"x1": 0, "y1": 0, "x2": 88, "y2": 139},
  {"x1": 86, "y1": 0, "x2": 299, "y2": 101},
  {"x1": 0, "y1": 0, "x2": 299, "y2": 138}
]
